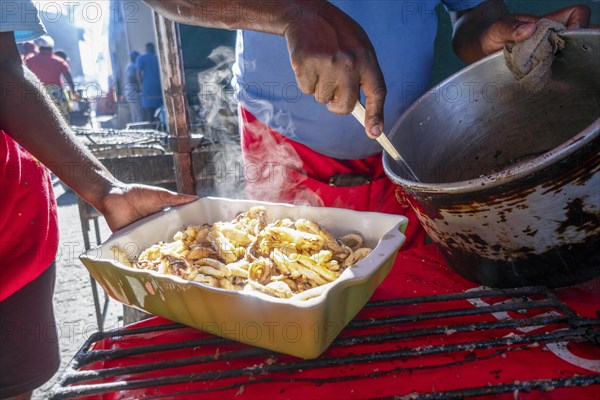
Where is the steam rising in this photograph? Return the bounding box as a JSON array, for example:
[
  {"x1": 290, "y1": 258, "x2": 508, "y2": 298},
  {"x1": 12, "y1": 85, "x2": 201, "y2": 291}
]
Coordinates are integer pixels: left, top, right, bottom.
[
  {"x1": 198, "y1": 47, "x2": 238, "y2": 135},
  {"x1": 197, "y1": 46, "x2": 323, "y2": 206},
  {"x1": 241, "y1": 112, "x2": 323, "y2": 207},
  {"x1": 197, "y1": 46, "x2": 243, "y2": 199}
]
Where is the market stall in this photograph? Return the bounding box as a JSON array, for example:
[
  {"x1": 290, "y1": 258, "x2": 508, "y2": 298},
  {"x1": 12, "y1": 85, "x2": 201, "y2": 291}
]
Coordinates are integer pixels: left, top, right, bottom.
[{"x1": 53, "y1": 8, "x2": 600, "y2": 399}]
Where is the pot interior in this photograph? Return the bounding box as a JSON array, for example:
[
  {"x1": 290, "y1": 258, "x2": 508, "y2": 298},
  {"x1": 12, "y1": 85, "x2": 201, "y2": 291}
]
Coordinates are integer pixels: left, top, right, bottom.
[{"x1": 387, "y1": 31, "x2": 600, "y2": 184}]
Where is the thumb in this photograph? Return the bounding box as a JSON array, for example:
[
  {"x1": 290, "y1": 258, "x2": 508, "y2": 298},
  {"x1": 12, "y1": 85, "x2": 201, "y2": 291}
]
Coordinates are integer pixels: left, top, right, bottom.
[
  {"x1": 360, "y1": 66, "x2": 386, "y2": 139},
  {"x1": 162, "y1": 191, "x2": 198, "y2": 207},
  {"x1": 483, "y1": 20, "x2": 537, "y2": 54},
  {"x1": 510, "y1": 21, "x2": 537, "y2": 43}
]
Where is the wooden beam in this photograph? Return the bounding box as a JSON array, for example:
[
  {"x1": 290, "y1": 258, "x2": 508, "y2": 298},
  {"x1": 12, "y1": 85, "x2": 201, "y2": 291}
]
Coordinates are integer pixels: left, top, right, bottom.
[{"x1": 153, "y1": 12, "x2": 196, "y2": 195}]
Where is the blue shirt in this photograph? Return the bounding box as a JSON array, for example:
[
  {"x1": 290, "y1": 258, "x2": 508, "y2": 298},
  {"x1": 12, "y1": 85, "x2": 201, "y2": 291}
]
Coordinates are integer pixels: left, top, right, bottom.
[
  {"x1": 0, "y1": 0, "x2": 46, "y2": 42},
  {"x1": 234, "y1": 0, "x2": 484, "y2": 159},
  {"x1": 136, "y1": 52, "x2": 163, "y2": 109}
]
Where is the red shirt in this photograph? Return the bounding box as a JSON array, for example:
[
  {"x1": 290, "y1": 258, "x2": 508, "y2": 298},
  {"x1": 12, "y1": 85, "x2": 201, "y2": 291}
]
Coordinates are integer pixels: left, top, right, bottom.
[
  {"x1": 25, "y1": 51, "x2": 70, "y2": 86},
  {"x1": 0, "y1": 130, "x2": 59, "y2": 301}
]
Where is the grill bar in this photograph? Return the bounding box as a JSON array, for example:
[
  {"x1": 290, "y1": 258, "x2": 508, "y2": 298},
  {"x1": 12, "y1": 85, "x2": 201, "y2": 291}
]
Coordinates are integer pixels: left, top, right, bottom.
[
  {"x1": 50, "y1": 286, "x2": 600, "y2": 399},
  {"x1": 51, "y1": 327, "x2": 597, "y2": 398},
  {"x1": 106, "y1": 373, "x2": 600, "y2": 400},
  {"x1": 384, "y1": 374, "x2": 600, "y2": 400},
  {"x1": 544, "y1": 289, "x2": 579, "y2": 318},
  {"x1": 80, "y1": 286, "x2": 561, "y2": 345},
  {"x1": 64, "y1": 314, "x2": 578, "y2": 384},
  {"x1": 364, "y1": 286, "x2": 550, "y2": 308},
  {"x1": 62, "y1": 348, "x2": 266, "y2": 385},
  {"x1": 349, "y1": 298, "x2": 556, "y2": 329},
  {"x1": 76, "y1": 335, "x2": 241, "y2": 365},
  {"x1": 75, "y1": 297, "x2": 565, "y2": 366},
  {"x1": 74, "y1": 128, "x2": 167, "y2": 140},
  {"x1": 99, "y1": 322, "x2": 185, "y2": 339},
  {"x1": 337, "y1": 314, "x2": 574, "y2": 346}
]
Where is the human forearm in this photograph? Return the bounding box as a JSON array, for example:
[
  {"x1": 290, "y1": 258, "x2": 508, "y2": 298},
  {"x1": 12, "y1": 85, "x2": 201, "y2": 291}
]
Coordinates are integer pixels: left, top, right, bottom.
[
  {"x1": 0, "y1": 34, "x2": 119, "y2": 212},
  {"x1": 145, "y1": 0, "x2": 387, "y2": 138},
  {"x1": 2, "y1": 31, "x2": 197, "y2": 231},
  {"x1": 1, "y1": 67, "x2": 119, "y2": 208},
  {"x1": 143, "y1": 0, "x2": 301, "y2": 35},
  {"x1": 64, "y1": 71, "x2": 76, "y2": 95}
]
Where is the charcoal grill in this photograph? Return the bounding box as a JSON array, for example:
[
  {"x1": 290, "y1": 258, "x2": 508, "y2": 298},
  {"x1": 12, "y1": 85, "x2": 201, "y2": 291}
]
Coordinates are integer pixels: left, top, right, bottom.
[
  {"x1": 49, "y1": 246, "x2": 600, "y2": 399},
  {"x1": 72, "y1": 127, "x2": 214, "y2": 330},
  {"x1": 71, "y1": 127, "x2": 170, "y2": 331},
  {"x1": 74, "y1": 128, "x2": 169, "y2": 158}
]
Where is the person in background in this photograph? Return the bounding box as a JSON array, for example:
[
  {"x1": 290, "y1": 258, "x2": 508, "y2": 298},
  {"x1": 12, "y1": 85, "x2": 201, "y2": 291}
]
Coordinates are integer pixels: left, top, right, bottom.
[
  {"x1": 145, "y1": 0, "x2": 591, "y2": 249},
  {"x1": 136, "y1": 42, "x2": 164, "y2": 122},
  {"x1": 125, "y1": 50, "x2": 144, "y2": 123},
  {"x1": 54, "y1": 49, "x2": 68, "y2": 62},
  {"x1": 19, "y1": 40, "x2": 37, "y2": 61},
  {"x1": 25, "y1": 35, "x2": 76, "y2": 120},
  {"x1": 0, "y1": 1, "x2": 197, "y2": 398}
]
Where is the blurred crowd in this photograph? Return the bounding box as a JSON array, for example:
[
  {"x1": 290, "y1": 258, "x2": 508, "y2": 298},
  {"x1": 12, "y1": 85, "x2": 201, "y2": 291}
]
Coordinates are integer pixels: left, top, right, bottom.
[
  {"x1": 19, "y1": 36, "x2": 78, "y2": 121},
  {"x1": 18, "y1": 36, "x2": 165, "y2": 129}
]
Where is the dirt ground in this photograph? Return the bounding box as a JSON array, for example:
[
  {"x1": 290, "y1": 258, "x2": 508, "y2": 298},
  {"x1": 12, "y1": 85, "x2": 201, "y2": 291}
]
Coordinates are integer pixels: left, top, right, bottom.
[{"x1": 34, "y1": 183, "x2": 123, "y2": 399}]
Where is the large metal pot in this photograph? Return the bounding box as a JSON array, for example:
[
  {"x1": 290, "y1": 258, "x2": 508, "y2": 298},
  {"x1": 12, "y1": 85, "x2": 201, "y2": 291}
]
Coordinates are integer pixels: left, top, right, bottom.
[{"x1": 383, "y1": 30, "x2": 599, "y2": 288}]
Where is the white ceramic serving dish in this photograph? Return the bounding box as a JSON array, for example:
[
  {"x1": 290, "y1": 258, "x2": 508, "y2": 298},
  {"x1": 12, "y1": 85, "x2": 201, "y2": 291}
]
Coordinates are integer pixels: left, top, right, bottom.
[{"x1": 80, "y1": 197, "x2": 407, "y2": 358}]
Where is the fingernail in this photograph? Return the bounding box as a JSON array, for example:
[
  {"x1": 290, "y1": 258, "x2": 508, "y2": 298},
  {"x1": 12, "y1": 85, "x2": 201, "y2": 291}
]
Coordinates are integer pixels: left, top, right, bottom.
[{"x1": 370, "y1": 125, "x2": 382, "y2": 136}]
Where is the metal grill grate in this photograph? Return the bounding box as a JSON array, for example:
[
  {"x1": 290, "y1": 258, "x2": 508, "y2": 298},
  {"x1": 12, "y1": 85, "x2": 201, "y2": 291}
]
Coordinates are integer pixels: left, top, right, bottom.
[
  {"x1": 73, "y1": 128, "x2": 169, "y2": 158},
  {"x1": 49, "y1": 286, "x2": 600, "y2": 399}
]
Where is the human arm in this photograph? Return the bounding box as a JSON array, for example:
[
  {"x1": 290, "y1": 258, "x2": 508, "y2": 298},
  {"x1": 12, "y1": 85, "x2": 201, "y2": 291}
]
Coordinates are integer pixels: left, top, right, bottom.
[
  {"x1": 143, "y1": 0, "x2": 386, "y2": 138},
  {"x1": 129, "y1": 66, "x2": 140, "y2": 88},
  {"x1": 451, "y1": 0, "x2": 591, "y2": 63},
  {"x1": 136, "y1": 61, "x2": 144, "y2": 88},
  {"x1": 0, "y1": 32, "x2": 196, "y2": 231}
]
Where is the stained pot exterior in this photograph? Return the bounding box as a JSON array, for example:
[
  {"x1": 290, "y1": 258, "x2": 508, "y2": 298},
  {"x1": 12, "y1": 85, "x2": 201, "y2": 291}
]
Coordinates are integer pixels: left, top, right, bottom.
[{"x1": 384, "y1": 30, "x2": 600, "y2": 287}]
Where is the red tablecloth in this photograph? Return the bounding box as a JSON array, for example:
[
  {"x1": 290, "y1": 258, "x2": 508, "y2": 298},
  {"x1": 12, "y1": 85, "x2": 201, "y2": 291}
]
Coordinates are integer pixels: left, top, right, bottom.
[{"x1": 79, "y1": 245, "x2": 600, "y2": 399}]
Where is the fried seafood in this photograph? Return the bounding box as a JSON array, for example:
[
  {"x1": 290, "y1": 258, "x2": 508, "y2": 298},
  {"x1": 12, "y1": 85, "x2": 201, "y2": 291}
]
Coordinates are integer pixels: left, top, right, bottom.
[{"x1": 122, "y1": 207, "x2": 372, "y2": 299}]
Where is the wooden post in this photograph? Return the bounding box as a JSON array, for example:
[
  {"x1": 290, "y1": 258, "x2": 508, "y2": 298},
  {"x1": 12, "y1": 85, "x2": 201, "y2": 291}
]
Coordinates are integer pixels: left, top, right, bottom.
[{"x1": 153, "y1": 12, "x2": 196, "y2": 195}]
